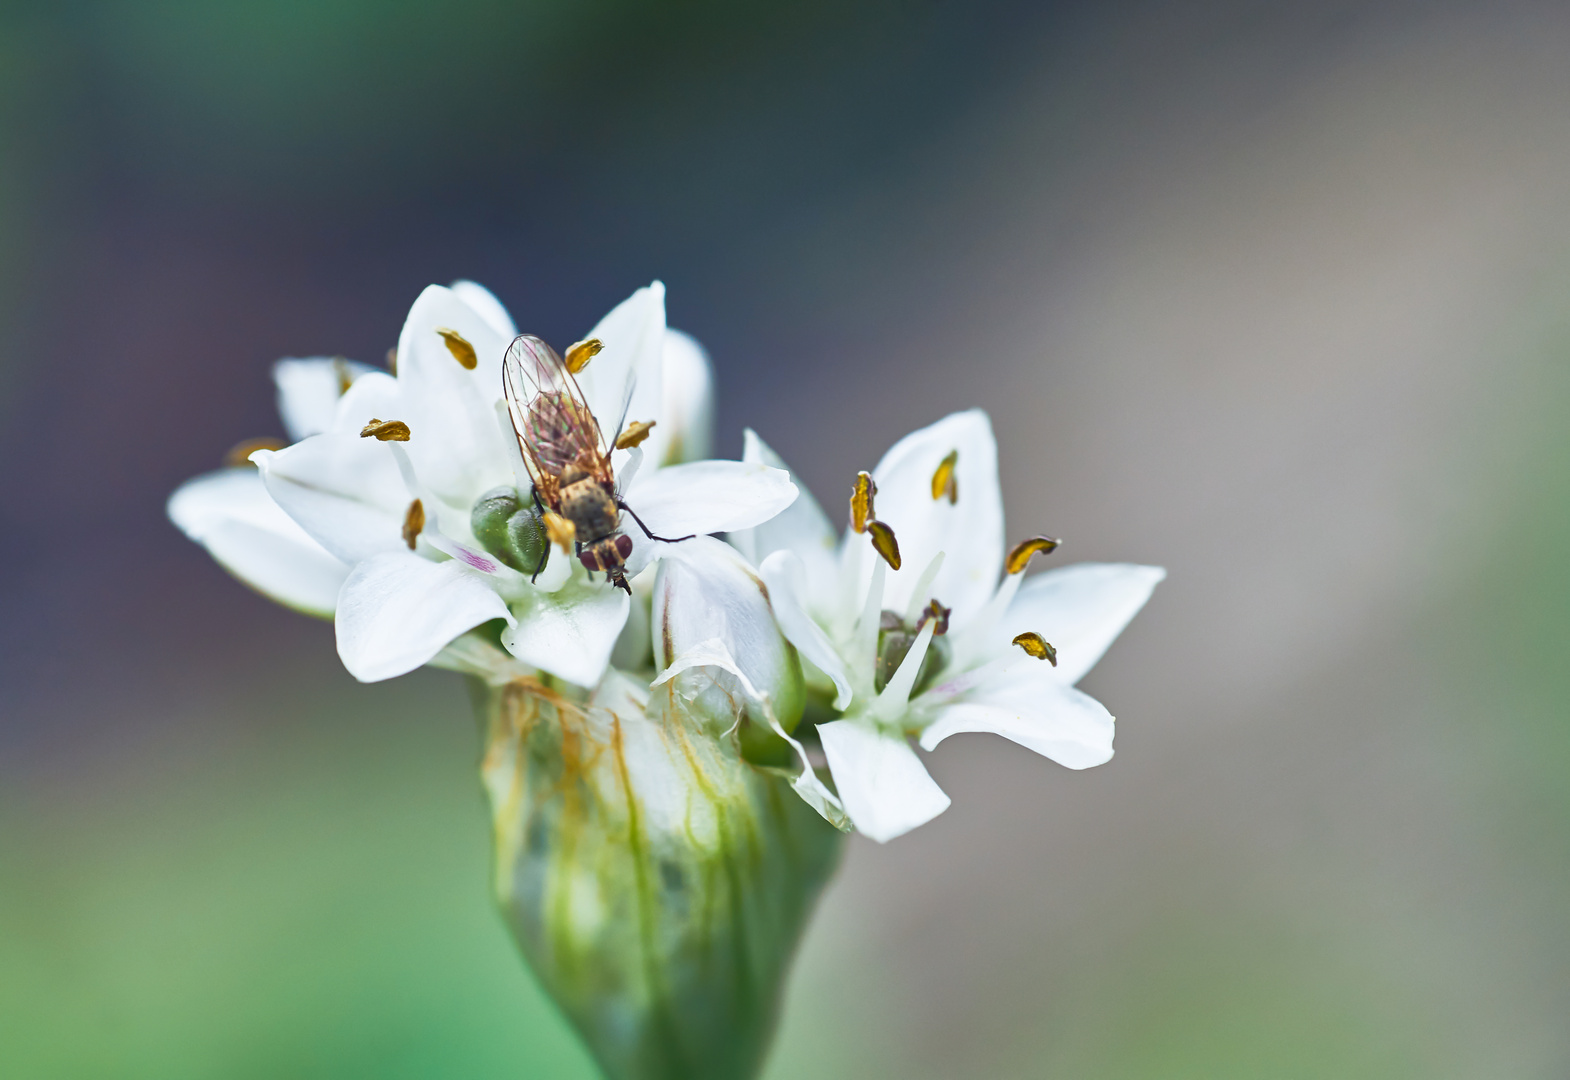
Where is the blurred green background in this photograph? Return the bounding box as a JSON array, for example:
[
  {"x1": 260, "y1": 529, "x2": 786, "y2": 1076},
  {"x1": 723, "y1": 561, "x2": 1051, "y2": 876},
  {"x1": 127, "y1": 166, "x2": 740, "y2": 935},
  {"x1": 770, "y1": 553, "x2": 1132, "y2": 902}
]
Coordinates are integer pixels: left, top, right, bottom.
[{"x1": 6, "y1": 1, "x2": 1570, "y2": 1076}]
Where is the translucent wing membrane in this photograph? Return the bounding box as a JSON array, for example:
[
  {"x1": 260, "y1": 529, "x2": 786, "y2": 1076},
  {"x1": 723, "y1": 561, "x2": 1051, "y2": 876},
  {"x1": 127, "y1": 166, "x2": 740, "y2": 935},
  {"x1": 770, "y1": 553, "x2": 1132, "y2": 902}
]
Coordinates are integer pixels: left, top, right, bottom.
[
  {"x1": 503, "y1": 335, "x2": 613, "y2": 497},
  {"x1": 607, "y1": 368, "x2": 637, "y2": 451}
]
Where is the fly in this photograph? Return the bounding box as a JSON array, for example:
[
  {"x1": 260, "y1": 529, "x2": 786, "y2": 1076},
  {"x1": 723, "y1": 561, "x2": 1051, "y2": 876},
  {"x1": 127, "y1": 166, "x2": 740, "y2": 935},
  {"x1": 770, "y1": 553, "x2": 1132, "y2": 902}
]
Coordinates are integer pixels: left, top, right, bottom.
[{"x1": 502, "y1": 333, "x2": 691, "y2": 593}]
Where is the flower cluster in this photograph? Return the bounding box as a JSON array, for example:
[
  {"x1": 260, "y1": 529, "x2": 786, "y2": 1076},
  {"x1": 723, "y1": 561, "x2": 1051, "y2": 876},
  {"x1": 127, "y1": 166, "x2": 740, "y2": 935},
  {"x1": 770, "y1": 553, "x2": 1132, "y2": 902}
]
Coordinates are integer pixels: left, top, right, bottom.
[
  {"x1": 171, "y1": 279, "x2": 1161, "y2": 841},
  {"x1": 170, "y1": 279, "x2": 1161, "y2": 1078}
]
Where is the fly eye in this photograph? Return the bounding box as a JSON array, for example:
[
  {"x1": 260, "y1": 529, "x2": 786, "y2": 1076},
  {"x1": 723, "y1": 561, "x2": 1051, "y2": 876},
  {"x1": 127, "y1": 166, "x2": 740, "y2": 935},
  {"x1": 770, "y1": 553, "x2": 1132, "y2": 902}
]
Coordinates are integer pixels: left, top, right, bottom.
[
  {"x1": 578, "y1": 549, "x2": 601, "y2": 571},
  {"x1": 615, "y1": 534, "x2": 634, "y2": 559}
]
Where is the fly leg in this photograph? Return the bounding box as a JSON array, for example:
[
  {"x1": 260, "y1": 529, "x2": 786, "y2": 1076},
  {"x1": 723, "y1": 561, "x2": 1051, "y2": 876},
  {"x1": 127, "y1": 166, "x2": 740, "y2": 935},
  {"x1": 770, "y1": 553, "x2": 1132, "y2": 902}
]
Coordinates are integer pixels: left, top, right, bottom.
[
  {"x1": 529, "y1": 487, "x2": 550, "y2": 582},
  {"x1": 616, "y1": 498, "x2": 696, "y2": 543}
]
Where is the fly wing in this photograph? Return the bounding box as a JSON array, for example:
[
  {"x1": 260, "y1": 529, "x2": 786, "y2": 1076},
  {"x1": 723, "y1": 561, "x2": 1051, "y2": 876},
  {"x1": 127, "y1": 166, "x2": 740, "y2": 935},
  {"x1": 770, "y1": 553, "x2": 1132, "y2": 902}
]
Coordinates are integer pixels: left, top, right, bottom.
[
  {"x1": 606, "y1": 367, "x2": 637, "y2": 452},
  {"x1": 502, "y1": 334, "x2": 609, "y2": 494}
]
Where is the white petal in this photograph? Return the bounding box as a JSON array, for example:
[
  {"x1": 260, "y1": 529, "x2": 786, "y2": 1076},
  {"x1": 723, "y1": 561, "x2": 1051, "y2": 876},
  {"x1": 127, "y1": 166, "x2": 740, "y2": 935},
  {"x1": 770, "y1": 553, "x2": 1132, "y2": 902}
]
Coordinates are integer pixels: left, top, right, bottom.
[
  {"x1": 654, "y1": 636, "x2": 848, "y2": 830},
  {"x1": 168, "y1": 468, "x2": 348, "y2": 618},
  {"x1": 818, "y1": 720, "x2": 950, "y2": 843},
  {"x1": 865, "y1": 409, "x2": 1004, "y2": 628},
  {"x1": 273, "y1": 357, "x2": 375, "y2": 442},
  {"x1": 652, "y1": 538, "x2": 799, "y2": 710},
  {"x1": 252, "y1": 434, "x2": 409, "y2": 566},
  {"x1": 918, "y1": 680, "x2": 1115, "y2": 770},
  {"x1": 328, "y1": 370, "x2": 403, "y2": 434},
  {"x1": 335, "y1": 552, "x2": 514, "y2": 682},
  {"x1": 622, "y1": 460, "x2": 797, "y2": 558},
  {"x1": 502, "y1": 583, "x2": 630, "y2": 689},
  {"x1": 576, "y1": 282, "x2": 665, "y2": 438},
  {"x1": 729, "y1": 429, "x2": 840, "y2": 617},
  {"x1": 1001, "y1": 562, "x2": 1166, "y2": 685},
  {"x1": 394, "y1": 284, "x2": 514, "y2": 506},
  {"x1": 758, "y1": 550, "x2": 853, "y2": 710},
  {"x1": 648, "y1": 328, "x2": 713, "y2": 466},
  {"x1": 449, "y1": 279, "x2": 517, "y2": 338}
]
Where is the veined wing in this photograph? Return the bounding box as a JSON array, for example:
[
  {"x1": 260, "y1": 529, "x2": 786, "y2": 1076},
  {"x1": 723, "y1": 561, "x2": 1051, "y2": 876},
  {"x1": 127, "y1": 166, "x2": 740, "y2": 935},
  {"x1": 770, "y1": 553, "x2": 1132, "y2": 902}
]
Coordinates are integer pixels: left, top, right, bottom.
[{"x1": 502, "y1": 334, "x2": 611, "y2": 493}]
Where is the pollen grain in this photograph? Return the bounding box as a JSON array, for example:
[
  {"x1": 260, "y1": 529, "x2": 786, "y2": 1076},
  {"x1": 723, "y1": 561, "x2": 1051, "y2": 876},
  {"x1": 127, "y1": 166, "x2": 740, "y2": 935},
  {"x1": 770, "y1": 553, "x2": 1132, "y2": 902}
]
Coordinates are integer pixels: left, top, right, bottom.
[
  {"x1": 435, "y1": 327, "x2": 478, "y2": 370},
  {"x1": 565, "y1": 337, "x2": 604, "y2": 373},
  {"x1": 543, "y1": 511, "x2": 577, "y2": 553},
  {"x1": 402, "y1": 499, "x2": 425, "y2": 550},
  {"x1": 850, "y1": 471, "x2": 877, "y2": 533},
  {"x1": 1005, "y1": 536, "x2": 1061, "y2": 575},
  {"x1": 1012, "y1": 632, "x2": 1057, "y2": 665},
  {"x1": 360, "y1": 418, "x2": 412, "y2": 441},
  {"x1": 615, "y1": 419, "x2": 656, "y2": 450},
  {"x1": 866, "y1": 519, "x2": 901, "y2": 571},
  {"x1": 223, "y1": 436, "x2": 287, "y2": 468},
  {"x1": 931, "y1": 449, "x2": 958, "y2": 504}
]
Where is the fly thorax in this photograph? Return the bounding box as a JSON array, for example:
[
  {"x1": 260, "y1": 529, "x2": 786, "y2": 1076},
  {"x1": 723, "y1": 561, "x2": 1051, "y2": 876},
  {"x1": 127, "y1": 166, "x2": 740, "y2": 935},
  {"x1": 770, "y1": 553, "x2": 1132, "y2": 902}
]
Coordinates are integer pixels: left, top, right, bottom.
[{"x1": 560, "y1": 480, "x2": 619, "y2": 539}]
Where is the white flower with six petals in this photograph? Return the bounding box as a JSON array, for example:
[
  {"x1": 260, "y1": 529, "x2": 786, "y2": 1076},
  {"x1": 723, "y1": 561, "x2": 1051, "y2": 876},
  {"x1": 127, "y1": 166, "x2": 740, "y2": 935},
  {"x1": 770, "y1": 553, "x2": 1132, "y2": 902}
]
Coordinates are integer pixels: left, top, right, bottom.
[
  {"x1": 170, "y1": 280, "x2": 796, "y2": 690},
  {"x1": 731, "y1": 410, "x2": 1164, "y2": 842}
]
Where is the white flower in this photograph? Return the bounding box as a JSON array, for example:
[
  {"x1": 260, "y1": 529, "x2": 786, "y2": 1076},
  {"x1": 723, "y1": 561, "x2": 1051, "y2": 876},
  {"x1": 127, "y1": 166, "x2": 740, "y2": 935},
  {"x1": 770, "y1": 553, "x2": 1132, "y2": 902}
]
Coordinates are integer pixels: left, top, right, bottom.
[
  {"x1": 166, "y1": 355, "x2": 375, "y2": 618},
  {"x1": 731, "y1": 409, "x2": 1164, "y2": 842},
  {"x1": 169, "y1": 280, "x2": 797, "y2": 690}
]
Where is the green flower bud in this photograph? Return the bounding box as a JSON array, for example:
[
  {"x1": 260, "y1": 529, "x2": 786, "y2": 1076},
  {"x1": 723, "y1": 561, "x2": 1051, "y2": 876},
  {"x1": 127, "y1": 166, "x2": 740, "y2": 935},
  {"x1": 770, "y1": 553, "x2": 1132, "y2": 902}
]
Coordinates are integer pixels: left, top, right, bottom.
[
  {"x1": 505, "y1": 501, "x2": 550, "y2": 574},
  {"x1": 471, "y1": 485, "x2": 550, "y2": 574},
  {"x1": 479, "y1": 672, "x2": 841, "y2": 1080}
]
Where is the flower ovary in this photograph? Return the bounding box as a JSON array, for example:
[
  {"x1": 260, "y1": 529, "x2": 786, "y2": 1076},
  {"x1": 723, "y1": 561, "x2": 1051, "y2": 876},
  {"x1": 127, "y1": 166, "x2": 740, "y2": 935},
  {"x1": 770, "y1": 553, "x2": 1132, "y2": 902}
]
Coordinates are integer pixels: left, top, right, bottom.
[{"x1": 874, "y1": 609, "x2": 950, "y2": 696}]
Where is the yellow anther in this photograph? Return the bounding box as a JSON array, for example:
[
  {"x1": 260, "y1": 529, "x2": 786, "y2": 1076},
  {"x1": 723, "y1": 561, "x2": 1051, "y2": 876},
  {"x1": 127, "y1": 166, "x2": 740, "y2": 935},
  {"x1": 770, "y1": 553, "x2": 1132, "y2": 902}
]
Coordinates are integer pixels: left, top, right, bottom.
[
  {"x1": 615, "y1": 419, "x2": 656, "y2": 450},
  {"x1": 360, "y1": 418, "x2": 411, "y2": 441},
  {"x1": 1012, "y1": 632, "x2": 1057, "y2": 665},
  {"x1": 866, "y1": 519, "x2": 901, "y2": 571},
  {"x1": 385, "y1": 346, "x2": 398, "y2": 374},
  {"x1": 1005, "y1": 535, "x2": 1061, "y2": 575},
  {"x1": 564, "y1": 337, "x2": 603, "y2": 373},
  {"x1": 850, "y1": 471, "x2": 877, "y2": 533},
  {"x1": 931, "y1": 449, "x2": 958, "y2": 504},
  {"x1": 402, "y1": 499, "x2": 425, "y2": 550},
  {"x1": 332, "y1": 356, "x2": 355, "y2": 395},
  {"x1": 435, "y1": 327, "x2": 478, "y2": 370},
  {"x1": 223, "y1": 436, "x2": 286, "y2": 468},
  {"x1": 543, "y1": 511, "x2": 577, "y2": 553}
]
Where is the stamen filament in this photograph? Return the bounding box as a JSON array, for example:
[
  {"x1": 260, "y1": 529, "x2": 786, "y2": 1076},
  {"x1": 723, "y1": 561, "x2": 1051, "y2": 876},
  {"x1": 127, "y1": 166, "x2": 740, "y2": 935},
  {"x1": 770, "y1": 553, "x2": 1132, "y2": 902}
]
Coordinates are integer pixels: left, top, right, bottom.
[
  {"x1": 903, "y1": 551, "x2": 946, "y2": 624},
  {"x1": 851, "y1": 557, "x2": 887, "y2": 693}
]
